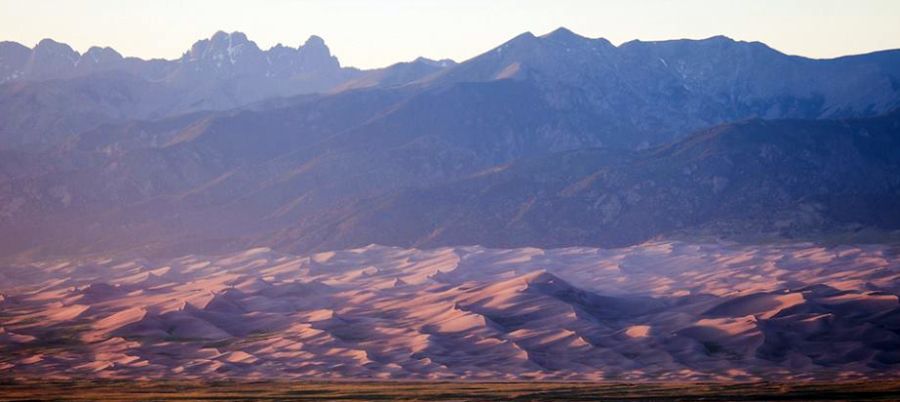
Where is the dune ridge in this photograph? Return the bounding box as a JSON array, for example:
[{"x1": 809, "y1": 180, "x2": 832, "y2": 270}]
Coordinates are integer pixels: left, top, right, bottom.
[{"x1": 1, "y1": 241, "x2": 898, "y2": 381}]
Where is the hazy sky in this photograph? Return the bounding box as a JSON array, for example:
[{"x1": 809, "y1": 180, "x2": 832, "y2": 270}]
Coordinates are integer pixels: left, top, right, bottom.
[{"x1": 1, "y1": 0, "x2": 899, "y2": 69}]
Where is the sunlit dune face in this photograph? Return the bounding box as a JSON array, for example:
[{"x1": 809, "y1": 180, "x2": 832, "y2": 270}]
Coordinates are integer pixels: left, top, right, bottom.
[
  {"x1": 624, "y1": 325, "x2": 651, "y2": 338},
  {"x1": 1, "y1": 241, "x2": 898, "y2": 381}
]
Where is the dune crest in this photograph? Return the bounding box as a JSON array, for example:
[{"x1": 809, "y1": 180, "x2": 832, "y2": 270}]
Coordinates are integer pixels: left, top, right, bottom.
[{"x1": 1, "y1": 241, "x2": 898, "y2": 381}]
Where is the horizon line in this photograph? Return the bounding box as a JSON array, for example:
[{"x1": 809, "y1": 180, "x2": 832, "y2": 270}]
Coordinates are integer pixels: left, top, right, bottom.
[{"x1": 5, "y1": 27, "x2": 899, "y2": 71}]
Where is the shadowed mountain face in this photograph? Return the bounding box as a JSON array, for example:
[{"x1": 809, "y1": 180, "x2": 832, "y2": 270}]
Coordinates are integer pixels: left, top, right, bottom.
[
  {"x1": 2, "y1": 108, "x2": 899, "y2": 258},
  {"x1": 305, "y1": 111, "x2": 900, "y2": 251},
  {"x1": 1, "y1": 29, "x2": 900, "y2": 258}
]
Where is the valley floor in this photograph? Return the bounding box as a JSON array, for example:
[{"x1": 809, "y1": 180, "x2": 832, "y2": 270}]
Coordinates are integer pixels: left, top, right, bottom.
[{"x1": 1, "y1": 380, "x2": 900, "y2": 401}]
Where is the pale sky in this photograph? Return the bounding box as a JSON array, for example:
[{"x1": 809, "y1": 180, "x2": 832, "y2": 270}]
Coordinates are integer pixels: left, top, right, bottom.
[{"x1": 1, "y1": 0, "x2": 899, "y2": 69}]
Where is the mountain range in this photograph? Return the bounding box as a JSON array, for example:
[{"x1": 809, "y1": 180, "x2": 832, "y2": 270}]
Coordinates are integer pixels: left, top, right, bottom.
[
  {"x1": 1, "y1": 28, "x2": 900, "y2": 259},
  {"x1": 0, "y1": 31, "x2": 454, "y2": 149}
]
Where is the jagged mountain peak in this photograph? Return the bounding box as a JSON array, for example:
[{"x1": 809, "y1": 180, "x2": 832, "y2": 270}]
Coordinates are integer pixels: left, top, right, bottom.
[
  {"x1": 541, "y1": 27, "x2": 614, "y2": 50},
  {"x1": 0, "y1": 40, "x2": 30, "y2": 54},
  {"x1": 26, "y1": 38, "x2": 80, "y2": 79},
  {"x1": 210, "y1": 30, "x2": 250, "y2": 44},
  {"x1": 82, "y1": 46, "x2": 123, "y2": 63},
  {"x1": 541, "y1": 26, "x2": 583, "y2": 41},
  {"x1": 32, "y1": 38, "x2": 79, "y2": 61},
  {"x1": 433, "y1": 27, "x2": 618, "y2": 84},
  {"x1": 34, "y1": 37, "x2": 76, "y2": 51},
  {"x1": 297, "y1": 34, "x2": 339, "y2": 70},
  {"x1": 412, "y1": 56, "x2": 456, "y2": 67},
  {"x1": 500, "y1": 28, "x2": 611, "y2": 50},
  {"x1": 501, "y1": 31, "x2": 538, "y2": 48},
  {"x1": 185, "y1": 30, "x2": 261, "y2": 62},
  {"x1": 302, "y1": 34, "x2": 327, "y2": 48},
  {"x1": 702, "y1": 34, "x2": 735, "y2": 43}
]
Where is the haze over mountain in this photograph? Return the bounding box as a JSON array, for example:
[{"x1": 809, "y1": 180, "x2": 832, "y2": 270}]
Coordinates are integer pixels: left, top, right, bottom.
[
  {"x1": 311, "y1": 111, "x2": 900, "y2": 251},
  {"x1": 0, "y1": 31, "x2": 452, "y2": 149},
  {"x1": 0, "y1": 31, "x2": 349, "y2": 87},
  {"x1": 0, "y1": 28, "x2": 899, "y2": 259},
  {"x1": 3, "y1": 28, "x2": 900, "y2": 151},
  {"x1": 2, "y1": 26, "x2": 900, "y2": 385}
]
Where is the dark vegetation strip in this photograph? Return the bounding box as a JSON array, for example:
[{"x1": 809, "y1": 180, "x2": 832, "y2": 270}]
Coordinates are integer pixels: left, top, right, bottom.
[{"x1": 0, "y1": 380, "x2": 899, "y2": 401}]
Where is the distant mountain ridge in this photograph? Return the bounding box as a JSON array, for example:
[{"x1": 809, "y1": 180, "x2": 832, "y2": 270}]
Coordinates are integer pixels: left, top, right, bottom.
[
  {"x1": 3, "y1": 28, "x2": 899, "y2": 151},
  {"x1": 0, "y1": 31, "x2": 348, "y2": 84},
  {"x1": 1, "y1": 28, "x2": 900, "y2": 258},
  {"x1": 0, "y1": 31, "x2": 458, "y2": 90},
  {"x1": 0, "y1": 31, "x2": 456, "y2": 150},
  {"x1": 423, "y1": 27, "x2": 900, "y2": 148}
]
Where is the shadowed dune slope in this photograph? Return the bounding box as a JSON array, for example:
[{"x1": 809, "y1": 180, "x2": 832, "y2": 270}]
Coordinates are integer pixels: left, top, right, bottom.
[{"x1": 1, "y1": 241, "x2": 898, "y2": 381}]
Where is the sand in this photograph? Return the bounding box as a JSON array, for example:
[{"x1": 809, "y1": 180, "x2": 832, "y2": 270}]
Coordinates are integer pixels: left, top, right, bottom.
[{"x1": 1, "y1": 241, "x2": 898, "y2": 381}]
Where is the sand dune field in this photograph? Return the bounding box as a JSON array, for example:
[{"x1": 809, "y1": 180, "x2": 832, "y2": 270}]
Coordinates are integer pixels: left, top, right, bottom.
[{"x1": 1, "y1": 241, "x2": 898, "y2": 381}]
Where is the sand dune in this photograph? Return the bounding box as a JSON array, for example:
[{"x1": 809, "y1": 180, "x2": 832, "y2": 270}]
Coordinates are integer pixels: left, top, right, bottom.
[{"x1": 1, "y1": 241, "x2": 898, "y2": 381}]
